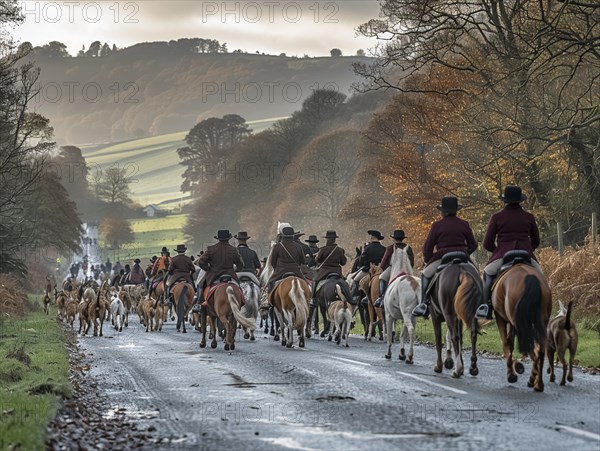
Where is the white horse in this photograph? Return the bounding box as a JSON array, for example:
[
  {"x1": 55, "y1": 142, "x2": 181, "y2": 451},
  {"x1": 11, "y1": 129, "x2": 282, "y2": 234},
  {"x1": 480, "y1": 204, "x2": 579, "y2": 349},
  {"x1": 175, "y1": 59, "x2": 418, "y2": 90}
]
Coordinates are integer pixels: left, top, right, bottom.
[
  {"x1": 327, "y1": 285, "x2": 354, "y2": 347},
  {"x1": 384, "y1": 274, "x2": 421, "y2": 363}
]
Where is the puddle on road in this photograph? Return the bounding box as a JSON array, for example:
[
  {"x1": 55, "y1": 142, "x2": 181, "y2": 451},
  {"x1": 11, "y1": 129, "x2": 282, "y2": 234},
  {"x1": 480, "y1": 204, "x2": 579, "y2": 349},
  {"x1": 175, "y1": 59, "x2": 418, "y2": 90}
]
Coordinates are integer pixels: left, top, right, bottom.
[{"x1": 315, "y1": 395, "x2": 355, "y2": 402}]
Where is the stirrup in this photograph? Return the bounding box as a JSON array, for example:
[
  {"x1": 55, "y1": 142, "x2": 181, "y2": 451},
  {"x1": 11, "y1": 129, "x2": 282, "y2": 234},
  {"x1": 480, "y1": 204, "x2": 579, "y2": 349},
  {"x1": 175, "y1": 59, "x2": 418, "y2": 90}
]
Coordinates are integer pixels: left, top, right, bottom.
[
  {"x1": 374, "y1": 296, "x2": 384, "y2": 308},
  {"x1": 412, "y1": 303, "x2": 429, "y2": 318},
  {"x1": 476, "y1": 304, "x2": 493, "y2": 320}
]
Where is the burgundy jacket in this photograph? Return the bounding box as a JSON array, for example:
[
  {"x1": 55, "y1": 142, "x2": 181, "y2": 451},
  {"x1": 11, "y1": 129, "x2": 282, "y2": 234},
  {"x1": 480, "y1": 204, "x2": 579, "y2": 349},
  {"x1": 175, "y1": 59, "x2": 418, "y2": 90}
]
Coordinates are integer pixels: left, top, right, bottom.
[
  {"x1": 483, "y1": 204, "x2": 540, "y2": 263},
  {"x1": 423, "y1": 215, "x2": 478, "y2": 264}
]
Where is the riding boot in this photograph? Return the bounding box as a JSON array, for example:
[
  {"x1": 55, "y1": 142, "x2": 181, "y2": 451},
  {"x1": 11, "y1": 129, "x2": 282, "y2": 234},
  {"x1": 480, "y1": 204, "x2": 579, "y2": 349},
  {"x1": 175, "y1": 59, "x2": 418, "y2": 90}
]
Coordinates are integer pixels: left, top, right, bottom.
[
  {"x1": 412, "y1": 275, "x2": 432, "y2": 318},
  {"x1": 374, "y1": 279, "x2": 388, "y2": 308},
  {"x1": 309, "y1": 281, "x2": 317, "y2": 307},
  {"x1": 192, "y1": 282, "x2": 204, "y2": 313},
  {"x1": 476, "y1": 272, "x2": 495, "y2": 320},
  {"x1": 165, "y1": 284, "x2": 171, "y2": 308}
]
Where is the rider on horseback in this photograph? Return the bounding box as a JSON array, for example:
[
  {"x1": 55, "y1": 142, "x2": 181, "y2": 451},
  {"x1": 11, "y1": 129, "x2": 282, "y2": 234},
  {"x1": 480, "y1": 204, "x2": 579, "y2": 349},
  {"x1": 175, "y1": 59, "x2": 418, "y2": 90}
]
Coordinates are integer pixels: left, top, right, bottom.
[
  {"x1": 165, "y1": 245, "x2": 195, "y2": 306},
  {"x1": 476, "y1": 185, "x2": 542, "y2": 320},
  {"x1": 192, "y1": 230, "x2": 243, "y2": 313},
  {"x1": 374, "y1": 230, "x2": 414, "y2": 308},
  {"x1": 267, "y1": 226, "x2": 306, "y2": 292},
  {"x1": 148, "y1": 247, "x2": 172, "y2": 297},
  {"x1": 305, "y1": 235, "x2": 320, "y2": 267},
  {"x1": 235, "y1": 231, "x2": 261, "y2": 286},
  {"x1": 412, "y1": 196, "x2": 478, "y2": 319},
  {"x1": 308, "y1": 231, "x2": 347, "y2": 318},
  {"x1": 351, "y1": 230, "x2": 386, "y2": 285}
]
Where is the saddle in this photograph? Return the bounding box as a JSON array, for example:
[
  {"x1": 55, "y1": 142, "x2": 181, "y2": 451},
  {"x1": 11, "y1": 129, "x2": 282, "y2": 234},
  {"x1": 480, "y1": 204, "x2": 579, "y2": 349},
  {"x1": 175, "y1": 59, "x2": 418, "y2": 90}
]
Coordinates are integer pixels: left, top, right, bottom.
[
  {"x1": 498, "y1": 250, "x2": 532, "y2": 274},
  {"x1": 426, "y1": 252, "x2": 470, "y2": 298},
  {"x1": 203, "y1": 276, "x2": 245, "y2": 310},
  {"x1": 315, "y1": 273, "x2": 342, "y2": 294}
]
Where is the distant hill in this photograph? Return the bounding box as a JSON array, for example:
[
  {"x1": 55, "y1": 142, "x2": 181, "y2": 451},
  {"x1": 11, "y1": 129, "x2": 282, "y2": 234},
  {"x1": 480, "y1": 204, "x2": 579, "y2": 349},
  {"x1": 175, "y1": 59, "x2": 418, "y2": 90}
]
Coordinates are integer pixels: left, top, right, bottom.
[
  {"x1": 28, "y1": 48, "x2": 372, "y2": 144},
  {"x1": 81, "y1": 117, "x2": 283, "y2": 207}
]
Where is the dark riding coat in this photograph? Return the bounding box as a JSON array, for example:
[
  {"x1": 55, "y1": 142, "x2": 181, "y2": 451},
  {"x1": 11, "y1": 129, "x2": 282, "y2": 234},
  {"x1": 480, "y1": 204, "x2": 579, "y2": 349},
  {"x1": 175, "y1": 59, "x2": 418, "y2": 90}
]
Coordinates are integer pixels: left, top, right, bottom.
[
  {"x1": 237, "y1": 244, "x2": 261, "y2": 273},
  {"x1": 358, "y1": 242, "x2": 386, "y2": 268},
  {"x1": 423, "y1": 215, "x2": 478, "y2": 263},
  {"x1": 313, "y1": 245, "x2": 347, "y2": 283},
  {"x1": 167, "y1": 254, "x2": 195, "y2": 286},
  {"x1": 197, "y1": 242, "x2": 243, "y2": 285},
  {"x1": 269, "y1": 238, "x2": 305, "y2": 282},
  {"x1": 128, "y1": 263, "x2": 145, "y2": 284},
  {"x1": 482, "y1": 204, "x2": 540, "y2": 264}
]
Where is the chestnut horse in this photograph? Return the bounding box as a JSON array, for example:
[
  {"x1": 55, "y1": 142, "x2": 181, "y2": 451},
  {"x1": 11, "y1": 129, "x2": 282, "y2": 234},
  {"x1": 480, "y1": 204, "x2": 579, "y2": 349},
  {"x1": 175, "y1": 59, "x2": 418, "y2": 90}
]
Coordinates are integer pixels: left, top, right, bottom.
[
  {"x1": 199, "y1": 283, "x2": 256, "y2": 350},
  {"x1": 363, "y1": 264, "x2": 385, "y2": 341},
  {"x1": 172, "y1": 282, "x2": 194, "y2": 333},
  {"x1": 430, "y1": 260, "x2": 482, "y2": 378},
  {"x1": 269, "y1": 277, "x2": 310, "y2": 348},
  {"x1": 492, "y1": 264, "x2": 551, "y2": 391}
]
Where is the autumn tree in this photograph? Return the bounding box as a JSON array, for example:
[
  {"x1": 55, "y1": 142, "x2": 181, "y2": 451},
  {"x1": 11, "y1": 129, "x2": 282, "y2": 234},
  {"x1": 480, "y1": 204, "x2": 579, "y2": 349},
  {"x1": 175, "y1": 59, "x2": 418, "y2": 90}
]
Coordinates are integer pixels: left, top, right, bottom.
[{"x1": 100, "y1": 216, "x2": 134, "y2": 250}]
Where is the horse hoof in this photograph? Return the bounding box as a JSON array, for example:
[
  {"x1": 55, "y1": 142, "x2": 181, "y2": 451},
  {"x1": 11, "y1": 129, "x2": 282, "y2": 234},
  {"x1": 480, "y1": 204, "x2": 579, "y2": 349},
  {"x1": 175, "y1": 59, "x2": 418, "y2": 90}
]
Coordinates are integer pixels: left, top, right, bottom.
[
  {"x1": 434, "y1": 366, "x2": 442, "y2": 373},
  {"x1": 250, "y1": 336, "x2": 255, "y2": 341},
  {"x1": 534, "y1": 385, "x2": 544, "y2": 392},
  {"x1": 230, "y1": 343, "x2": 235, "y2": 350},
  {"x1": 320, "y1": 331, "x2": 327, "y2": 338},
  {"x1": 182, "y1": 330, "x2": 186, "y2": 334},
  {"x1": 224, "y1": 344, "x2": 230, "y2": 351},
  {"x1": 567, "y1": 375, "x2": 573, "y2": 382},
  {"x1": 305, "y1": 331, "x2": 312, "y2": 339},
  {"x1": 264, "y1": 327, "x2": 269, "y2": 334},
  {"x1": 385, "y1": 353, "x2": 391, "y2": 360},
  {"x1": 200, "y1": 342, "x2": 206, "y2": 348},
  {"x1": 299, "y1": 339, "x2": 305, "y2": 348},
  {"x1": 211, "y1": 341, "x2": 217, "y2": 349},
  {"x1": 508, "y1": 374, "x2": 518, "y2": 383},
  {"x1": 527, "y1": 380, "x2": 534, "y2": 388},
  {"x1": 281, "y1": 340, "x2": 286, "y2": 346},
  {"x1": 336, "y1": 339, "x2": 341, "y2": 345},
  {"x1": 244, "y1": 333, "x2": 250, "y2": 339},
  {"x1": 328, "y1": 336, "x2": 332, "y2": 342},
  {"x1": 444, "y1": 358, "x2": 454, "y2": 370},
  {"x1": 270, "y1": 329, "x2": 275, "y2": 336},
  {"x1": 560, "y1": 380, "x2": 566, "y2": 386},
  {"x1": 406, "y1": 357, "x2": 413, "y2": 365},
  {"x1": 286, "y1": 342, "x2": 292, "y2": 348},
  {"x1": 452, "y1": 371, "x2": 461, "y2": 379},
  {"x1": 379, "y1": 336, "x2": 383, "y2": 341},
  {"x1": 399, "y1": 354, "x2": 406, "y2": 361},
  {"x1": 515, "y1": 362, "x2": 525, "y2": 374},
  {"x1": 469, "y1": 367, "x2": 479, "y2": 376}
]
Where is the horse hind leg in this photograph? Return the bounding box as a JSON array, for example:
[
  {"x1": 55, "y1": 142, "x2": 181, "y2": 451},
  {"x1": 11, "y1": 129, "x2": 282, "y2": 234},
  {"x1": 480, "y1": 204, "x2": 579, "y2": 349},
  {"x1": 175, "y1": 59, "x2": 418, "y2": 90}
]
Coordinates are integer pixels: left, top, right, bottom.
[
  {"x1": 469, "y1": 318, "x2": 479, "y2": 376},
  {"x1": 451, "y1": 320, "x2": 464, "y2": 378},
  {"x1": 406, "y1": 316, "x2": 416, "y2": 364},
  {"x1": 444, "y1": 328, "x2": 454, "y2": 370},
  {"x1": 385, "y1": 314, "x2": 394, "y2": 360},
  {"x1": 432, "y1": 319, "x2": 444, "y2": 373}
]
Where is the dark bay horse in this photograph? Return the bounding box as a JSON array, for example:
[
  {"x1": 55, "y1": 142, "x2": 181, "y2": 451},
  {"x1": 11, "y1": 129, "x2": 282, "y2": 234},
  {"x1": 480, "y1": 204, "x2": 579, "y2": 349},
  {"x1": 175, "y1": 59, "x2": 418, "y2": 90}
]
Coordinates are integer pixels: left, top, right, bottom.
[
  {"x1": 306, "y1": 276, "x2": 353, "y2": 338},
  {"x1": 430, "y1": 259, "x2": 482, "y2": 378},
  {"x1": 172, "y1": 282, "x2": 194, "y2": 333},
  {"x1": 492, "y1": 264, "x2": 551, "y2": 391}
]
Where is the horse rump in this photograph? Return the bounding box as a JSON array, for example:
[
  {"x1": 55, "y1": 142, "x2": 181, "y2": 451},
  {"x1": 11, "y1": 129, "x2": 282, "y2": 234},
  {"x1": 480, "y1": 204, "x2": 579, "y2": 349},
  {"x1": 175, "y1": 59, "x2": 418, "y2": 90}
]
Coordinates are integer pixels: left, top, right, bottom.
[{"x1": 515, "y1": 274, "x2": 545, "y2": 356}]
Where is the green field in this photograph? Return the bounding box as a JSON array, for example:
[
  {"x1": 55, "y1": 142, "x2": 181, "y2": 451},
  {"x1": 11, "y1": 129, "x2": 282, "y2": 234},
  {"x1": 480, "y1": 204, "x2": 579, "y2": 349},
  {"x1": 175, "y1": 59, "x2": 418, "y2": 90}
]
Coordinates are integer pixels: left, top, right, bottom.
[
  {"x1": 81, "y1": 117, "x2": 286, "y2": 207},
  {"x1": 0, "y1": 297, "x2": 71, "y2": 450},
  {"x1": 126, "y1": 214, "x2": 189, "y2": 261}
]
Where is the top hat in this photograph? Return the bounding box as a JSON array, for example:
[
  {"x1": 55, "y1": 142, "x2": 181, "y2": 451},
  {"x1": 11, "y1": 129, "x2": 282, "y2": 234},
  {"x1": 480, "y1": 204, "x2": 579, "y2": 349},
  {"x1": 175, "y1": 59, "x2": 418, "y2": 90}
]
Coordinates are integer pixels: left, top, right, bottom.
[
  {"x1": 323, "y1": 231, "x2": 339, "y2": 239},
  {"x1": 133, "y1": 258, "x2": 141, "y2": 264},
  {"x1": 367, "y1": 230, "x2": 385, "y2": 240},
  {"x1": 305, "y1": 235, "x2": 320, "y2": 243},
  {"x1": 174, "y1": 244, "x2": 187, "y2": 253},
  {"x1": 437, "y1": 196, "x2": 463, "y2": 213},
  {"x1": 161, "y1": 246, "x2": 168, "y2": 254},
  {"x1": 280, "y1": 227, "x2": 295, "y2": 238},
  {"x1": 500, "y1": 185, "x2": 527, "y2": 203},
  {"x1": 151, "y1": 256, "x2": 158, "y2": 262},
  {"x1": 235, "y1": 231, "x2": 251, "y2": 240},
  {"x1": 294, "y1": 231, "x2": 305, "y2": 238},
  {"x1": 214, "y1": 230, "x2": 232, "y2": 241},
  {"x1": 390, "y1": 230, "x2": 407, "y2": 240}
]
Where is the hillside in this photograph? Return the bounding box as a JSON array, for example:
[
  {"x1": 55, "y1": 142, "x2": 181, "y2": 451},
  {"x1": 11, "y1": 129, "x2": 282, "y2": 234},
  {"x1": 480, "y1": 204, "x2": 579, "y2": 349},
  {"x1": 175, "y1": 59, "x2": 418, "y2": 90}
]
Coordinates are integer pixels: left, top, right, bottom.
[
  {"x1": 81, "y1": 117, "x2": 283, "y2": 207},
  {"x1": 30, "y1": 50, "x2": 372, "y2": 144}
]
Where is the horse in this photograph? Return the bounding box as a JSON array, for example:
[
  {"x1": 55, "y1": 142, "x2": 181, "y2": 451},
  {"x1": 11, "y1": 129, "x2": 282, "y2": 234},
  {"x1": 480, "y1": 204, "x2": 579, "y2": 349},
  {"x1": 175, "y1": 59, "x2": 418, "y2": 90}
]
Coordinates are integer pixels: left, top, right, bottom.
[
  {"x1": 239, "y1": 278, "x2": 260, "y2": 340},
  {"x1": 384, "y1": 274, "x2": 420, "y2": 362},
  {"x1": 45, "y1": 274, "x2": 56, "y2": 295},
  {"x1": 345, "y1": 247, "x2": 369, "y2": 333},
  {"x1": 259, "y1": 287, "x2": 281, "y2": 340},
  {"x1": 492, "y1": 261, "x2": 552, "y2": 391},
  {"x1": 199, "y1": 280, "x2": 256, "y2": 350},
  {"x1": 171, "y1": 282, "x2": 194, "y2": 333},
  {"x1": 269, "y1": 276, "x2": 310, "y2": 348},
  {"x1": 88, "y1": 282, "x2": 109, "y2": 337},
  {"x1": 364, "y1": 264, "x2": 385, "y2": 341},
  {"x1": 307, "y1": 276, "x2": 353, "y2": 338},
  {"x1": 429, "y1": 254, "x2": 482, "y2": 378}
]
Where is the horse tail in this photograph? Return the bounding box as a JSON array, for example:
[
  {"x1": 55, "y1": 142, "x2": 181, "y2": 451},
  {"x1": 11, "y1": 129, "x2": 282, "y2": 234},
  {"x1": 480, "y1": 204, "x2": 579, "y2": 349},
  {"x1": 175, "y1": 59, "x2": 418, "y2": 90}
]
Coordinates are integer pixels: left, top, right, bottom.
[
  {"x1": 454, "y1": 270, "x2": 481, "y2": 332},
  {"x1": 177, "y1": 285, "x2": 187, "y2": 328},
  {"x1": 564, "y1": 301, "x2": 573, "y2": 331},
  {"x1": 227, "y1": 286, "x2": 256, "y2": 331},
  {"x1": 515, "y1": 274, "x2": 545, "y2": 356},
  {"x1": 290, "y1": 278, "x2": 309, "y2": 329},
  {"x1": 241, "y1": 284, "x2": 259, "y2": 320}
]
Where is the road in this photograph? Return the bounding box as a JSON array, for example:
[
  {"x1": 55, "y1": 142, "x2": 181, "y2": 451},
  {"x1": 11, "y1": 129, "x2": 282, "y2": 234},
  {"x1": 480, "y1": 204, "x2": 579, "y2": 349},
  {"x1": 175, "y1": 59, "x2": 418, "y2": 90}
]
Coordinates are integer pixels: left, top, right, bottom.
[{"x1": 78, "y1": 315, "x2": 600, "y2": 450}]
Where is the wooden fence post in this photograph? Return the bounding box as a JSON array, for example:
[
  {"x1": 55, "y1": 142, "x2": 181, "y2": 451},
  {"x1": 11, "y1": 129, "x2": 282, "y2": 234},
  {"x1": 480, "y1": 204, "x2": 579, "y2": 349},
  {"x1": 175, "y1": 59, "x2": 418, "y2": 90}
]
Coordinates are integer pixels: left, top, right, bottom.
[
  {"x1": 557, "y1": 222, "x2": 564, "y2": 256},
  {"x1": 592, "y1": 212, "x2": 597, "y2": 246}
]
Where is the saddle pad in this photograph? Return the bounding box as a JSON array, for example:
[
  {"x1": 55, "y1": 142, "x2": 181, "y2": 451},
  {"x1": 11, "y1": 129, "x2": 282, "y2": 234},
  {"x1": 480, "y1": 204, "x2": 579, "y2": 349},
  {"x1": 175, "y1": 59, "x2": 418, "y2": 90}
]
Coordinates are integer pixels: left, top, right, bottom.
[{"x1": 204, "y1": 283, "x2": 245, "y2": 310}]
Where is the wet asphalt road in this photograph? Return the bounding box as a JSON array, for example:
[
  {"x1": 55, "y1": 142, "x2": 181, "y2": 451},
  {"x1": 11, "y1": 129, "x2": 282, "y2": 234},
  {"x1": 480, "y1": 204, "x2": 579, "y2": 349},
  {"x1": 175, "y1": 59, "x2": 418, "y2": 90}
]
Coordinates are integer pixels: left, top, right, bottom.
[{"x1": 78, "y1": 314, "x2": 600, "y2": 450}]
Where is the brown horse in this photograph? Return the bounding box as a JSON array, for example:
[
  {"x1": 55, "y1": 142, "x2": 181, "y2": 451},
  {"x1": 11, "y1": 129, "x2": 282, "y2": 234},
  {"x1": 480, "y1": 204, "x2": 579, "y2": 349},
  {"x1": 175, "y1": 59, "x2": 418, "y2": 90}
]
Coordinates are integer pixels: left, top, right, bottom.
[
  {"x1": 269, "y1": 277, "x2": 310, "y2": 348},
  {"x1": 362, "y1": 264, "x2": 385, "y2": 341},
  {"x1": 200, "y1": 283, "x2": 255, "y2": 350},
  {"x1": 172, "y1": 282, "x2": 194, "y2": 333},
  {"x1": 492, "y1": 264, "x2": 552, "y2": 391},
  {"x1": 430, "y1": 260, "x2": 482, "y2": 378}
]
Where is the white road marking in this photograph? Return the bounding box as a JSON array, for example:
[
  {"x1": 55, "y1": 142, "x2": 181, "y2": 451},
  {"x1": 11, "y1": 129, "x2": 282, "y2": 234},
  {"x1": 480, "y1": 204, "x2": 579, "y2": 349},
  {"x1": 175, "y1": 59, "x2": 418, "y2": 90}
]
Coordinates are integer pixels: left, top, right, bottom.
[
  {"x1": 397, "y1": 371, "x2": 467, "y2": 395},
  {"x1": 261, "y1": 437, "x2": 315, "y2": 450},
  {"x1": 555, "y1": 425, "x2": 600, "y2": 441},
  {"x1": 332, "y1": 356, "x2": 371, "y2": 366}
]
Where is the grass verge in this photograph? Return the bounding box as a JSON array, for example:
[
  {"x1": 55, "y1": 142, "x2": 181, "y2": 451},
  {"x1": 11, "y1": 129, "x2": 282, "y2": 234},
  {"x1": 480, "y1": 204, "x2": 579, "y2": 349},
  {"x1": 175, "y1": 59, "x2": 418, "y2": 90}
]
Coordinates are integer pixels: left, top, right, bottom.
[
  {"x1": 0, "y1": 296, "x2": 71, "y2": 450},
  {"x1": 350, "y1": 313, "x2": 600, "y2": 368}
]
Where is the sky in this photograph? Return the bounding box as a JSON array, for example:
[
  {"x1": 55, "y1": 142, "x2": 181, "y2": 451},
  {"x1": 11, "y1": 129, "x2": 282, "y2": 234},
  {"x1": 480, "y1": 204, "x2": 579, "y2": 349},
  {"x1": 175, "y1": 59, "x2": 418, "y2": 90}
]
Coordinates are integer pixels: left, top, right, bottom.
[{"x1": 11, "y1": 1, "x2": 382, "y2": 56}]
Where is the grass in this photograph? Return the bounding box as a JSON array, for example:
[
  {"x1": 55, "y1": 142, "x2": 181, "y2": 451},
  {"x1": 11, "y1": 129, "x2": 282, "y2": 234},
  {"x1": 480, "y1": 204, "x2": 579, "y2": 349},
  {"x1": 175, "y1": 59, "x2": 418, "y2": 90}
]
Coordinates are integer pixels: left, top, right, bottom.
[
  {"x1": 350, "y1": 314, "x2": 600, "y2": 368},
  {"x1": 126, "y1": 214, "x2": 189, "y2": 260},
  {"x1": 82, "y1": 117, "x2": 283, "y2": 207},
  {"x1": 0, "y1": 296, "x2": 71, "y2": 450}
]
